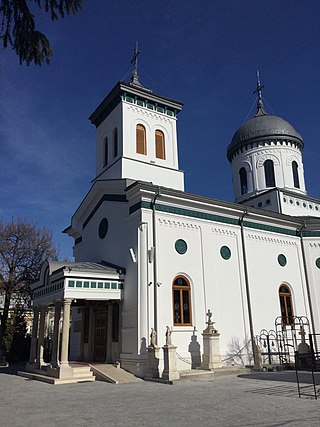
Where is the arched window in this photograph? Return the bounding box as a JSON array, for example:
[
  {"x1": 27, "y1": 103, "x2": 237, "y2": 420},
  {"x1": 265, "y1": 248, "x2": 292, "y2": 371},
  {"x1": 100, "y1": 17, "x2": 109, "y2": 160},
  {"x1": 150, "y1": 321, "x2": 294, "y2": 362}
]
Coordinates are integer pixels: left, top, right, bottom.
[
  {"x1": 155, "y1": 130, "x2": 165, "y2": 160},
  {"x1": 279, "y1": 285, "x2": 294, "y2": 325},
  {"x1": 292, "y1": 161, "x2": 300, "y2": 188},
  {"x1": 264, "y1": 159, "x2": 275, "y2": 187},
  {"x1": 239, "y1": 167, "x2": 248, "y2": 195},
  {"x1": 104, "y1": 137, "x2": 108, "y2": 166},
  {"x1": 113, "y1": 128, "x2": 118, "y2": 158},
  {"x1": 172, "y1": 276, "x2": 192, "y2": 326},
  {"x1": 136, "y1": 124, "x2": 146, "y2": 155}
]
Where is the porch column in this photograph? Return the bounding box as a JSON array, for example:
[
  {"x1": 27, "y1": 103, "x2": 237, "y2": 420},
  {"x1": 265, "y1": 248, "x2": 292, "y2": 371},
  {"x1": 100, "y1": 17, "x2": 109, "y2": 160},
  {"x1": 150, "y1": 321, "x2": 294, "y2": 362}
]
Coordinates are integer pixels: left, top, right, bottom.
[
  {"x1": 28, "y1": 306, "x2": 40, "y2": 366},
  {"x1": 60, "y1": 299, "x2": 72, "y2": 364},
  {"x1": 36, "y1": 305, "x2": 47, "y2": 368},
  {"x1": 50, "y1": 301, "x2": 62, "y2": 368},
  {"x1": 106, "y1": 304, "x2": 113, "y2": 362},
  {"x1": 88, "y1": 304, "x2": 95, "y2": 360}
]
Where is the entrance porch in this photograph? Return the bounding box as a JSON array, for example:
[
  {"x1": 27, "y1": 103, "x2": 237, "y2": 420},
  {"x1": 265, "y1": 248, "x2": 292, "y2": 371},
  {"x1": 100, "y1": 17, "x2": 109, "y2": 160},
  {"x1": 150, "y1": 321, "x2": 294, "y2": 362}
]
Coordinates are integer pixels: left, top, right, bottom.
[{"x1": 21, "y1": 260, "x2": 125, "y2": 384}]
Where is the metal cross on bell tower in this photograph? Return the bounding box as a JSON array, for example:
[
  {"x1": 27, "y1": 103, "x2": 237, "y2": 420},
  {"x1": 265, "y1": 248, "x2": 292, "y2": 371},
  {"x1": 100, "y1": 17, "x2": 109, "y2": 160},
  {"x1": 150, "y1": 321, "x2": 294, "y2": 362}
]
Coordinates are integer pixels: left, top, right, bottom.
[{"x1": 130, "y1": 41, "x2": 142, "y2": 86}]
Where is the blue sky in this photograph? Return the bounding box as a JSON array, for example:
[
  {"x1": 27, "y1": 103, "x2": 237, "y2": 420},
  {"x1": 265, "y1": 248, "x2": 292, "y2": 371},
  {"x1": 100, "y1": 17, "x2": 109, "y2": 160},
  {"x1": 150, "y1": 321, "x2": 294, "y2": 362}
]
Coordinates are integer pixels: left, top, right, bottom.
[{"x1": 1, "y1": 0, "x2": 320, "y2": 259}]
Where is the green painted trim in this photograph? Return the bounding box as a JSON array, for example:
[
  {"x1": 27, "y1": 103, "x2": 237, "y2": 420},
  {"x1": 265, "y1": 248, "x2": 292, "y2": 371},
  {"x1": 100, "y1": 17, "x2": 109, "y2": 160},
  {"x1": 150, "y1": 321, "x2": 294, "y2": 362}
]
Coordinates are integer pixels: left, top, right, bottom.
[
  {"x1": 301, "y1": 230, "x2": 320, "y2": 237},
  {"x1": 242, "y1": 220, "x2": 297, "y2": 236},
  {"x1": 83, "y1": 194, "x2": 127, "y2": 229},
  {"x1": 129, "y1": 201, "x2": 315, "y2": 237}
]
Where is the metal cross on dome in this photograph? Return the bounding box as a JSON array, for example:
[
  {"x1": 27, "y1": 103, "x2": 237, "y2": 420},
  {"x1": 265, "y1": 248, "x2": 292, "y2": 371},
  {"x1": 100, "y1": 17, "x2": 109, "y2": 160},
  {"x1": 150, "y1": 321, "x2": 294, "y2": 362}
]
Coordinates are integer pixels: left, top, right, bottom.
[
  {"x1": 253, "y1": 70, "x2": 266, "y2": 115},
  {"x1": 206, "y1": 309, "x2": 213, "y2": 323}
]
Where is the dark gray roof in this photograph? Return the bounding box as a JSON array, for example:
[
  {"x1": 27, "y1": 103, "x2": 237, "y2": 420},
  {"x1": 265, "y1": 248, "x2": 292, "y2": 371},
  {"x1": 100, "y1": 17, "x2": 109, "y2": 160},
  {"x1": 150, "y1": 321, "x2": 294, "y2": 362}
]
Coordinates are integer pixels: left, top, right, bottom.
[
  {"x1": 227, "y1": 113, "x2": 304, "y2": 161},
  {"x1": 50, "y1": 261, "x2": 125, "y2": 276}
]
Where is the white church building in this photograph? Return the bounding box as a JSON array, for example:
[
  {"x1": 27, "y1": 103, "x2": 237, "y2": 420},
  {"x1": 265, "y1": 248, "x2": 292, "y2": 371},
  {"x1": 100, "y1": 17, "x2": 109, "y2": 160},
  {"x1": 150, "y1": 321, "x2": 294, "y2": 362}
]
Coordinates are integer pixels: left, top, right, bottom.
[{"x1": 26, "y1": 55, "x2": 320, "y2": 381}]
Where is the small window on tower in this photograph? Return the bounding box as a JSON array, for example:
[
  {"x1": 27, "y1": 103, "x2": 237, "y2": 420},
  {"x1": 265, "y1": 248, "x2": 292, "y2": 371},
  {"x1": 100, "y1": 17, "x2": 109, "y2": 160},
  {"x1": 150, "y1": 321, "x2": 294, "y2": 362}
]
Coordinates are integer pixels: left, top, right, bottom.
[
  {"x1": 292, "y1": 161, "x2": 300, "y2": 188},
  {"x1": 239, "y1": 167, "x2": 248, "y2": 195},
  {"x1": 264, "y1": 159, "x2": 275, "y2": 187},
  {"x1": 155, "y1": 130, "x2": 165, "y2": 160},
  {"x1": 104, "y1": 137, "x2": 108, "y2": 166},
  {"x1": 113, "y1": 128, "x2": 118, "y2": 158},
  {"x1": 136, "y1": 124, "x2": 146, "y2": 155}
]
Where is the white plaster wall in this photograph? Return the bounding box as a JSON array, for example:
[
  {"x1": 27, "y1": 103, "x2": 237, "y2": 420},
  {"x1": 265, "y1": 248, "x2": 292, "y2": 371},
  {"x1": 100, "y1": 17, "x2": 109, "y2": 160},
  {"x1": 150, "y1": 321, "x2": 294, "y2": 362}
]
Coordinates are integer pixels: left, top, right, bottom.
[
  {"x1": 232, "y1": 144, "x2": 306, "y2": 203},
  {"x1": 95, "y1": 103, "x2": 123, "y2": 177},
  {"x1": 244, "y1": 231, "x2": 310, "y2": 334},
  {"x1": 302, "y1": 239, "x2": 320, "y2": 333}
]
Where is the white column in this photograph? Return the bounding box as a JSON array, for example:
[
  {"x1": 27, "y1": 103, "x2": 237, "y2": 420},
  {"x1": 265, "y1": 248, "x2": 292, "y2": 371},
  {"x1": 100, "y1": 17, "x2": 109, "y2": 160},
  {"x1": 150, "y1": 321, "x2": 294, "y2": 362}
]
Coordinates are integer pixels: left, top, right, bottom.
[
  {"x1": 27, "y1": 306, "x2": 40, "y2": 367},
  {"x1": 36, "y1": 305, "x2": 46, "y2": 369},
  {"x1": 60, "y1": 299, "x2": 72, "y2": 365},
  {"x1": 50, "y1": 301, "x2": 62, "y2": 368},
  {"x1": 139, "y1": 223, "x2": 148, "y2": 353},
  {"x1": 106, "y1": 304, "x2": 113, "y2": 362}
]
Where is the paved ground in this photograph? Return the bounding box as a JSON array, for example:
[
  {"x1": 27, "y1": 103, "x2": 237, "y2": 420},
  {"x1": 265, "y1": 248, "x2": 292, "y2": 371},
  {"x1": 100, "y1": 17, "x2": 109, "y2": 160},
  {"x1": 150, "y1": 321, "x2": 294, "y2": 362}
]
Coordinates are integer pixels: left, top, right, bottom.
[{"x1": 1, "y1": 366, "x2": 320, "y2": 426}]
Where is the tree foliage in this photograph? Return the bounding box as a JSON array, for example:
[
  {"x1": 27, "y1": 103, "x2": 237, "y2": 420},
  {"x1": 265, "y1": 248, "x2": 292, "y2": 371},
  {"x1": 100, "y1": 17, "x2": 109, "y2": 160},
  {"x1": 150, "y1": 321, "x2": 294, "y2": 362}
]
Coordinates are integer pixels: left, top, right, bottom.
[
  {"x1": 0, "y1": 0, "x2": 82, "y2": 65},
  {"x1": 0, "y1": 219, "x2": 58, "y2": 363}
]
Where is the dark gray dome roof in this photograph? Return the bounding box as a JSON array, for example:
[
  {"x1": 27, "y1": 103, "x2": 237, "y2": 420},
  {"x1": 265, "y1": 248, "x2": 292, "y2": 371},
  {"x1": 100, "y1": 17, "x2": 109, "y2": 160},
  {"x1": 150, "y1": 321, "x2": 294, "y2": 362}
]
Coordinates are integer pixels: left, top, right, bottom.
[{"x1": 227, "y1": 113, "x2": 304, "y2": 162}]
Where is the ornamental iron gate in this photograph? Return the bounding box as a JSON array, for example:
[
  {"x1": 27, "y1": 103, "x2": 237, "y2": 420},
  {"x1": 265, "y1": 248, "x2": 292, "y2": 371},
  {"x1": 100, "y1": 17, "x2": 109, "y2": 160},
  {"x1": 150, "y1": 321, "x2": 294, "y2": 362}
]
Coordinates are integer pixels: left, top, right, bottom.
[{"x1": 256, "y1": 316, "x2": 311, "y2": 367}]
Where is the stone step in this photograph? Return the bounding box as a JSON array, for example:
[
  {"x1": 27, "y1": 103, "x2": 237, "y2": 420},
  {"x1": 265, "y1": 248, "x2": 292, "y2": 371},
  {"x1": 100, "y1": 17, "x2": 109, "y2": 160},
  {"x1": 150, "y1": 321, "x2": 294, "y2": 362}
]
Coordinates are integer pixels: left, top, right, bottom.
[{"x1": 17, "y1": 370, "x2": 96, "y2": 385}]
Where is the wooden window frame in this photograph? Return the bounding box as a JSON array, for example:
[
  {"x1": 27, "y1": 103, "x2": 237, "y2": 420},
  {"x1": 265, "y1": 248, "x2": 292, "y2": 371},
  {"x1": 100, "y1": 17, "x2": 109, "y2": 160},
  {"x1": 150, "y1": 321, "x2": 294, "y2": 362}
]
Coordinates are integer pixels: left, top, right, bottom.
[
  {"x1": 136, "y1": 124, "x2": 146, "y2": 155},
  {"x1": 279, "y1": 284, "x2": 294, "y2": 325},
  {"x1": 172, "y1": 276, "x2": 192, "y2": 326},
  {"x1": 155, "y1": 130, "x2": 165, "y2": 160}
]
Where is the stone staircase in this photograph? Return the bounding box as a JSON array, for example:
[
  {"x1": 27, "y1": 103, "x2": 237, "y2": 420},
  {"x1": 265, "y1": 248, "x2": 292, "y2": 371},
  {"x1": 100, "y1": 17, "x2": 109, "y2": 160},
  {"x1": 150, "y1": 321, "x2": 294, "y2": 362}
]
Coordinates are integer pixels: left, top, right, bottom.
[{"x1": 18, "y1": 364, "x2": 96, "y2": 385}]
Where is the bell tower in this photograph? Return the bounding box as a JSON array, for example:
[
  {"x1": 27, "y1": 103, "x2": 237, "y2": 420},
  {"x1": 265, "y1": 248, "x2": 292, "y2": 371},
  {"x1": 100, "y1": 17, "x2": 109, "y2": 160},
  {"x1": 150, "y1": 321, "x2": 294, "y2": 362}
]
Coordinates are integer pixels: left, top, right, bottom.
[{"x1": 89, "y1": 45, "x2": 185, "y2": 191}]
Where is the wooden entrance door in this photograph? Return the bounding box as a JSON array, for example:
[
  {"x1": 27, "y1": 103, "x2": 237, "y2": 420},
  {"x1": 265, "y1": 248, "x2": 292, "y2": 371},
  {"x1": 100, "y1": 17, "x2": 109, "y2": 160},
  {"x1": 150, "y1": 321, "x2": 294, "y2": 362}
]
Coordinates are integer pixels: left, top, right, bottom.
[{"x1": 94, "y1": 312, "x2": 107, "y2": 362}]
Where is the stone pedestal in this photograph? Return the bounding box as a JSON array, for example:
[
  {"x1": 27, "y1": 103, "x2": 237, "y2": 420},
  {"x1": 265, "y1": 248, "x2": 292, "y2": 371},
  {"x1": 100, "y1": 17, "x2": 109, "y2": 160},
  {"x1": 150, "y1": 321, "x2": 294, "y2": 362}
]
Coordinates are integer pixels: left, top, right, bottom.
[
  {"x1": 144, "y1": 345, "x2": 160, "y2": 379},
  {"x1": 162, "y1": 345, "x2": 180, "y2": 381},
  {"x1": 201, "y1": 321, "x2": 222, "y2": 370}
]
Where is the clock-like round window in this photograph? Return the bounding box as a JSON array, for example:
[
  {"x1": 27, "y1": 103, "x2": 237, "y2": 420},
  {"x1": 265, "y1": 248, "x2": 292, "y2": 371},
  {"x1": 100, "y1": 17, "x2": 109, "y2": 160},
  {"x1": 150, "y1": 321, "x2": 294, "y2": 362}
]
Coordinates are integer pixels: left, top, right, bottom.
[
  {"x1": 278, "y1": 254, "x2": 287, "y2": 267},
  {"x1": 98, "y1": 218, "x2": 109, "y2": 239},
  {"x1": 315, "y1": 258, "x2": 320, "y2": 269},
  {"x1": 175, "y1": 239, "x2": 187, "y2": 255},
  {"x1": 220, "y1": 246, "x2": 231, "y2": 260}
]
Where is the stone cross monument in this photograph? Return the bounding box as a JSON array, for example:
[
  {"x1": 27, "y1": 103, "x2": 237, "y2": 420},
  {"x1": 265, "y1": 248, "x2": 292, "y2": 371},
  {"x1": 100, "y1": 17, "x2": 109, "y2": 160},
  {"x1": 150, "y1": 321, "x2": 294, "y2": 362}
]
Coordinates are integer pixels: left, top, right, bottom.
[{"x1": 201, "y1": 309, "x2": 222, "y2": 370}]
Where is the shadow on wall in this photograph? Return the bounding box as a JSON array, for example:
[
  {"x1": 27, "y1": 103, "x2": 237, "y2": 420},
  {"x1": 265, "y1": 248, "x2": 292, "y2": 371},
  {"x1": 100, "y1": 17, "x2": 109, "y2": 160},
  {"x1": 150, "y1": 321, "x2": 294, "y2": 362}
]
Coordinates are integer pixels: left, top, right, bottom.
[{"x1": 188, "y1": 328, "x2": 201, "y2": 369}]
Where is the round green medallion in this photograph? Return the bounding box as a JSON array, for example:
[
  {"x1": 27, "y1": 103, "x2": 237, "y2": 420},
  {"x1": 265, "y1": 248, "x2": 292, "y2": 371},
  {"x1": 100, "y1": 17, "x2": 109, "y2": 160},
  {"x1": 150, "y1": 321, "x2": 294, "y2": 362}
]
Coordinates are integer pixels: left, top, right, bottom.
[
  {"x1": 98, "y1": 218, "x2": 109, "y2": 239},
  {"x1": 315, "y1": 258, "x2": 320, "y2": 269},
  {"x1": 278, "y1": 254, "x2": 287, "y2": 267},
  {"x1": 175, "y1": 239, "x2": 187, "y2": 254},
  {"x1": 220, "y1": 246, "x2": 231, "y2": 260}
]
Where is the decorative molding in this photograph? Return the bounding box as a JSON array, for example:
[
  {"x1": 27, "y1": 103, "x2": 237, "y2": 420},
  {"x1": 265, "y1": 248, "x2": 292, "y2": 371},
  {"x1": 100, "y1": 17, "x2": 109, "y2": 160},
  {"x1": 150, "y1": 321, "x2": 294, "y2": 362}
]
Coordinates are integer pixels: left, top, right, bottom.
[
  {"x1": 158, "y1": 218, "x2": 199, "y2": 229},
  {"x1": 211, "y1": 227, "x2": 237, "y2": 236},
  {"x1": 308, "y1": 243, "x2": 320, "y2": 248},
  {"x1": 256, "y1": 154, "x2": 280, "y2": 168},
  {"x1": 247, "y1": 234, "x2": 298, "y2": 246},
  {"x1": 126, "y1": 105, "x2": 171, "y2": 123}
]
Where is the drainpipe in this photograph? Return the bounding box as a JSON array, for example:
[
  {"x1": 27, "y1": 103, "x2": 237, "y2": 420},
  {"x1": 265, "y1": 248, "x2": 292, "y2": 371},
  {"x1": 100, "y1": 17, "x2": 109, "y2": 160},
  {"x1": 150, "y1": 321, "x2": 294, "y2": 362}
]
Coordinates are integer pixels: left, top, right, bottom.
[
  {"x1": 239, "y1": 207, "x2": 257, "y2": 365},
  {"x1": 299, "y1": 221, "x2": 316, "y2": 336},
  {"x1": 151, "y1": 187, "x2": 161, "y2": 343}
]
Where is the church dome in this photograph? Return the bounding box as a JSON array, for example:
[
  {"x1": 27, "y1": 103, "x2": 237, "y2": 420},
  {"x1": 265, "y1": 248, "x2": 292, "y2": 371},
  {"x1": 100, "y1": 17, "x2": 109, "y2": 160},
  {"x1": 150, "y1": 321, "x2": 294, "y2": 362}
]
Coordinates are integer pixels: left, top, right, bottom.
[{"x1": 227, "y1": 111, "x2": 304, "y2": 162}]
